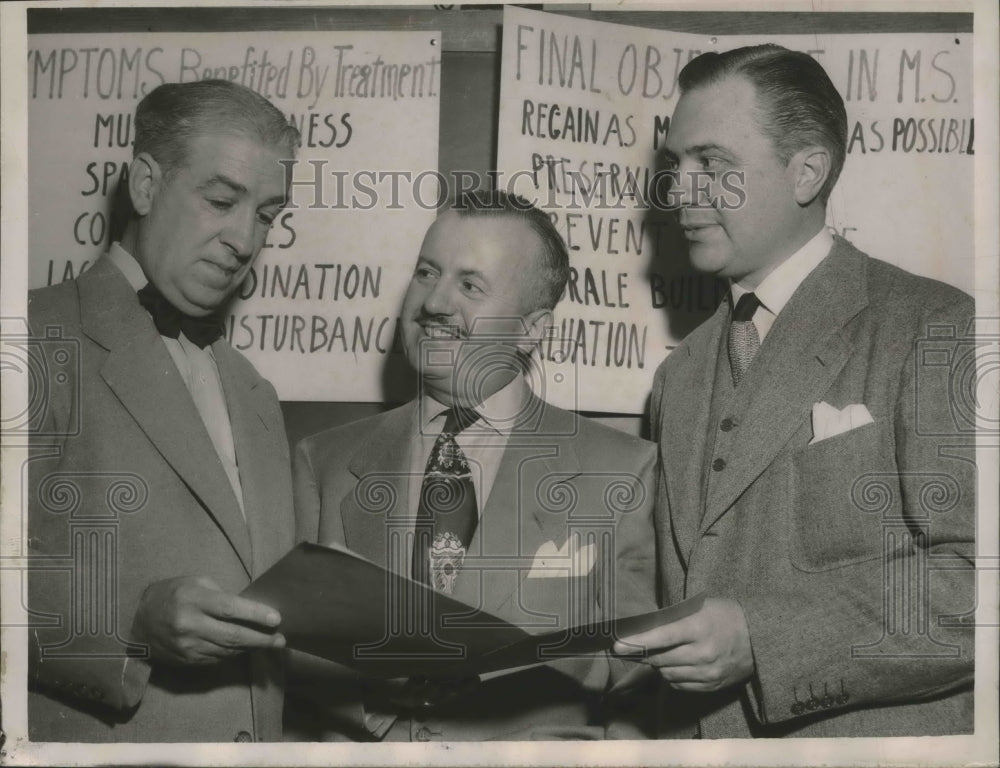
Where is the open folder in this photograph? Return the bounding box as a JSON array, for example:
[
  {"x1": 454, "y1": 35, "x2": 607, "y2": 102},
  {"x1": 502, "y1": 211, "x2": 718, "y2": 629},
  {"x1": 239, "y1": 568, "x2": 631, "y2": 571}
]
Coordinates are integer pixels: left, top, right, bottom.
[{"x1": 242, "y1": 541, "x2": 704, "y2": 679}]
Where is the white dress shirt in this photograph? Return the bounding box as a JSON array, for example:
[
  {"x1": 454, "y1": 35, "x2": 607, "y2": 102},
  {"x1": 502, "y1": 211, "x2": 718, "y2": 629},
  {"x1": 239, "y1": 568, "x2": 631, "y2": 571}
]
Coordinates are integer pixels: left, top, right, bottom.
[
  {"x1": 407, "y1": 374, "x2": 530, "y2": 521},
  {"x1": 730, "y1": 227, "x2": 834, "y2": 343},
  {"x1": 108, "y1": 242, "x2": 245, "y2": 518}
]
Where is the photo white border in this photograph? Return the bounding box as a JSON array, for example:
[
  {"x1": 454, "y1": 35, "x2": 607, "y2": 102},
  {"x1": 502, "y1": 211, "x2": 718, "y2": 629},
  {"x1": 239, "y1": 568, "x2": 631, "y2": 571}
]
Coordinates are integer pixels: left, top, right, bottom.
[{"x1": 2, "y1": 0, "x2": 997, "y2": 766}]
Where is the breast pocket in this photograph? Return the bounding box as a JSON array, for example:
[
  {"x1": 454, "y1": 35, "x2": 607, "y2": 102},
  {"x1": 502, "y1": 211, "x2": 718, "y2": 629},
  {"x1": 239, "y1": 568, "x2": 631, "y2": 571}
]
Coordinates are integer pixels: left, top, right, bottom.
[{"x1": 789, "y1": 422, "x2": 899, "y2": 572}]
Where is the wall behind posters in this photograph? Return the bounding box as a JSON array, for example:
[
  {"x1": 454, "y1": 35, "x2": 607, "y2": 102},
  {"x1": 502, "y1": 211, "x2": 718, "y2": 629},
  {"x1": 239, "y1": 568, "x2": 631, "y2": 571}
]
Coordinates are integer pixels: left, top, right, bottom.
[{"x1": 26, "y1": 5, "x2": 974, "y2": 443}]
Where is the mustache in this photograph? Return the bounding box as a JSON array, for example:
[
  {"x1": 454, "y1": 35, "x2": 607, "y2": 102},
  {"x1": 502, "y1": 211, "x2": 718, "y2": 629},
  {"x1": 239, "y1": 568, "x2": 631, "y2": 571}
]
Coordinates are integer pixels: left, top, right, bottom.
[{"x1": 416, "y1": 314, "x2": 467, "y2": 338}]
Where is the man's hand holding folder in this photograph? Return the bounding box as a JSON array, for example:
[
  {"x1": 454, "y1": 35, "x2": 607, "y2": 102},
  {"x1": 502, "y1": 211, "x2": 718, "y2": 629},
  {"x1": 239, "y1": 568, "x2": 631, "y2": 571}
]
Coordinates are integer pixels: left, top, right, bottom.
[{"x1": 243, "y1": 541, "x2": 704, "y2": 679}]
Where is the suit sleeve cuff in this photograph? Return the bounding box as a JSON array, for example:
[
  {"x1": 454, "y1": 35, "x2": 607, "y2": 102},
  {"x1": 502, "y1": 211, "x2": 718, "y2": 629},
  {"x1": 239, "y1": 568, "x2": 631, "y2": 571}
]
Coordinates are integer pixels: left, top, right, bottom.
[
  {"x1": 30, "y1": 627, "x2": 151, "y2": 712},
  {"x1": 737, "y1": 593, "x2": 857, "y2": 726},
  {"x1": 119, "y1": 654, "x2": 152, "y2": 709}
]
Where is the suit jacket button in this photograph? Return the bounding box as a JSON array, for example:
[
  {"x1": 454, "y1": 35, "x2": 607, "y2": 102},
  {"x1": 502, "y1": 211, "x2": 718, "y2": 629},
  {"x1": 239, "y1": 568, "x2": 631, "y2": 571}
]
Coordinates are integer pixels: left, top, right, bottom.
[
  {"x1": 234, "y1": 730, "x2": 253, "y2": 742},
  {"x1": 712, "y1": 458, "x2": 726, "y2": 472},
  {"x1": 720, "y1": 418, "x2": 735, "y2": 432}
]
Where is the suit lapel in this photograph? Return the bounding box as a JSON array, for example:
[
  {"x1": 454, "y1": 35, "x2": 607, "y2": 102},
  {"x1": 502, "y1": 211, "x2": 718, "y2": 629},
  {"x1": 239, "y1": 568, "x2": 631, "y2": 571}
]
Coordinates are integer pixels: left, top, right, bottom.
[
  {"x1": 660, "y1": 302, "x2": 728, "y2": 563},
  {"x1": 81, "y1": 257, "x2": 253, "y2": 576},
  {"x1": 448, "y1": 440, "x2": 525, "y2": 615},
  {"x1": 340, "y1": 403, "x2": 416, "y2": 570},
  {"x1": 699, "y1": 240, "x2": 869, "y2": 535},
  {"x1": 214, "y1": 343, "x2": 281, "y2": 576},
  {"x1": 452, "y1": 398, "x2": 580, "y2": 619}
]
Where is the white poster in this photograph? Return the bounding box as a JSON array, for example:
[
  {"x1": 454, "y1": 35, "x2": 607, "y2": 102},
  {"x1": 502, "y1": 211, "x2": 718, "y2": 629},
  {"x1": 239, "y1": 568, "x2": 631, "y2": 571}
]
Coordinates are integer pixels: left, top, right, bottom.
[
  {"x1": 497, "y1": 8, "x2": 973, "y2": 414},
  {"x1": 28, "y1": 31, "x2": 441, "y2": 401},
  {"x1": 723, "y1": 31, "x2": 974, "y2": 293}
]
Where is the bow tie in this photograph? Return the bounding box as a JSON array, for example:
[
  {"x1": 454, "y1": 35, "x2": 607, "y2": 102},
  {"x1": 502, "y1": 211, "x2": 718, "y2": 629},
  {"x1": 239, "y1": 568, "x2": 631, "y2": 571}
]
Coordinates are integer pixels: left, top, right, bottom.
[{"x1": 137, "y1": 284, "x2": 224, "y2": 349}]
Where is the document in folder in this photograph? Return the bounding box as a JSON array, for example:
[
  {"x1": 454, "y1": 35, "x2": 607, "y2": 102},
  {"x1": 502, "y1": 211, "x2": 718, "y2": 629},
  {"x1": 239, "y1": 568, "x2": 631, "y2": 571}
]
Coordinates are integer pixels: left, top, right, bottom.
[{"x1": 242, "y1": 542, "x2": 704, "y2": 679}]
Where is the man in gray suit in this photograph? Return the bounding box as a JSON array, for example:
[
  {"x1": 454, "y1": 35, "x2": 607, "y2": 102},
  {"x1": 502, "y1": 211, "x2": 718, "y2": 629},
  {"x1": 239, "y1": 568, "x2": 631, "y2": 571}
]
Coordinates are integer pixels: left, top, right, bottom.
[
  {"x1": 28, "y1": 80, "x2": 299, "y2": 741},
  {"x1": 616, "y1": 45, "x2": 975, "y2": 737},
  {"x1": 291, "y1": 191, "x2": 658, "y2": 741}
]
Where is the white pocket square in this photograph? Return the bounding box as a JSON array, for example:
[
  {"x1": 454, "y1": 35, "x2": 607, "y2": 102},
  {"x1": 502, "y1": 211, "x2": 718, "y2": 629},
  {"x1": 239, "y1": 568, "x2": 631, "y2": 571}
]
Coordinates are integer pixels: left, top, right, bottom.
[
  {"x1": 809, "y1": 401, "x2": 874, "y2": 445},
  {"x1": 526, "y1": 537, "x2": 596, "y2": 579}
]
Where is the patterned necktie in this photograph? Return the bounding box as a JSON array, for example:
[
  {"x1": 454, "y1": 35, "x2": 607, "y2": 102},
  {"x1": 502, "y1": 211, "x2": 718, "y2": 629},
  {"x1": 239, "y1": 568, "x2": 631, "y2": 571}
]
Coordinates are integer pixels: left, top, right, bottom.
[
  {"x1": 728, "y1": 291, "x2": 761, "y2": 387},
  {"x1": 412, "y1": 407, "x2": 480, "y2": 595},
  {"x1": 137, "y1": 284, "x2": 224, "y2": 349}
]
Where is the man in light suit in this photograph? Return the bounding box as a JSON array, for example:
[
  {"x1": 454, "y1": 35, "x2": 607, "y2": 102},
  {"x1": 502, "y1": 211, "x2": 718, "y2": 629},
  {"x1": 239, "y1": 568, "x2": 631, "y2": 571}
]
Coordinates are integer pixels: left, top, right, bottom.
[
  {"x1": 291, "y1": 190, "x2": 658, "y2": 741},
  {"x1": 616, "y1": 45, "x2": 975, "y2": 737},
  {"x1": 27, "y1": 80, "x2": 299, "y2": 741}
]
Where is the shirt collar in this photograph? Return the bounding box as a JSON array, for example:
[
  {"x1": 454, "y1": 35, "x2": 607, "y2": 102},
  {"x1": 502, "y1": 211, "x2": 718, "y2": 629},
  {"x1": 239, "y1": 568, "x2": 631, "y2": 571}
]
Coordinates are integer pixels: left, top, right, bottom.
[
  {"x1": 108, "y1": 241, "x2": 148, "y2": 292},
  {"x1": 419, "y1": 374, "x2": 530, "y2": 437},
  {"x1": 731, "y1": 227, "x2": 833, "y2": 316}
]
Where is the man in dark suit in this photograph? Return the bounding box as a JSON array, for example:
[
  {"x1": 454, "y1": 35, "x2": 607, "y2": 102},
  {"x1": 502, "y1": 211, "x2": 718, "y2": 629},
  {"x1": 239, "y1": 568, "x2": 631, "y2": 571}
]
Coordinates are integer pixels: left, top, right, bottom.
[
  {"x1": 27, "y1": 80, "x2": 299, "y2": 741},
  {"x1": 616, "y1": 45, "x2": 975, "y2": 737},
  {"x1": 291, "y1": 191, "x2": 658, "y2": 741}
]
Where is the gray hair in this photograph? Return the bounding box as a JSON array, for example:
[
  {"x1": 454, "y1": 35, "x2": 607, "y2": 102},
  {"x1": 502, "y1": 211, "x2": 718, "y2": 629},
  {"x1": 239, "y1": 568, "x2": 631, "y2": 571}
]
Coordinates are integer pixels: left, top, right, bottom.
[{"x1": 134, "y1": 79, "x2": 300, "y2": 174}]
